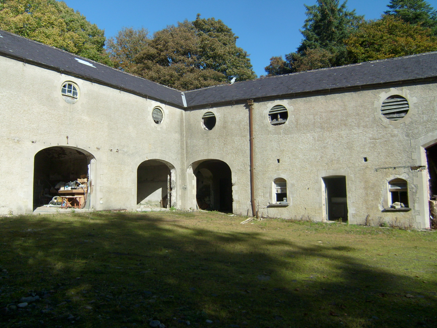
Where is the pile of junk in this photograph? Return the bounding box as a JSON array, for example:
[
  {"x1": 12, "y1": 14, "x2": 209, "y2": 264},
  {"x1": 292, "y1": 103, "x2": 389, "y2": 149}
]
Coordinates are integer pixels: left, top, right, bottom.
[{"x1": 45, "y1": 178, "x2": 88, "y2": 208}]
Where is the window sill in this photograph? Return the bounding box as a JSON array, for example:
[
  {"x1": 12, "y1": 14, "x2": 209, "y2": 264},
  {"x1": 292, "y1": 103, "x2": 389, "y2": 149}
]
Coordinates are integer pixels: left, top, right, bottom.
[
  {"x1": 267, "y1": 203, "x2": 289, "y2": 208},
  {"x1": 381, "y1": 207, "x2": 411, "y2": 212}
]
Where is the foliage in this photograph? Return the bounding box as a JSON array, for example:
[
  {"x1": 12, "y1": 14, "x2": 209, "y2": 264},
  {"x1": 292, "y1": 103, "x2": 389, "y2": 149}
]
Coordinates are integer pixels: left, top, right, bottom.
[
  {"x1": 287, "y1": 48, "x2": 336, "y2": 72},
  {"x1": 110, "y1": 15, "x2": 256, "y2": 90},
  {"x1": 345, "y1": 15, "x2": 437, "y2": 63},
  {"x1": 385, "y1": 0, "x2": 437, "y2": 34},
  {"x1": 264, "y1": 56, "x2": 293, "y2": 76},
  {"x1": 266, "y1": 0, "x2": 362, "y2": 76},
  {"x1": 0, "y1": 0, "x2": 111, "y2": 65},
  {"x1": 106, "y1": 27, "x2": 149, "y2": 72}
]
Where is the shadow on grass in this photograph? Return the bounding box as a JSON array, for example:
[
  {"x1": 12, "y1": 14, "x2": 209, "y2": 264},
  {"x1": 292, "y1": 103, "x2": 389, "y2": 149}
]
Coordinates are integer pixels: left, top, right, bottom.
[{"x1": 0, "y1": 212, "x2": 436, "y2": 328}]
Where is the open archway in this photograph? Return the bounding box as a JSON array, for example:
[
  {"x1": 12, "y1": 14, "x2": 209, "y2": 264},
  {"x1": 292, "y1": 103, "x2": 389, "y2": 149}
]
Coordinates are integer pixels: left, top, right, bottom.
[
  {"x1": 194, "y1": 160, "x2": 232, "y2": 212},
  {"x1": 137, "y1": 160, "x2": 175, "y2": 208},
  {"x1": 33, "y1": 146, "x2": 95, "y2": 210}
]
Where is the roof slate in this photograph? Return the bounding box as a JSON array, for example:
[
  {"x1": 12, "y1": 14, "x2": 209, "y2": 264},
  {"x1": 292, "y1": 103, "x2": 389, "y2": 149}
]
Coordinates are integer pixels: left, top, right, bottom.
[
  {"x1": 0, "y1": 30, "x2": 184, "y2": 107},
  {"x1": 184, "y1": 52, "x2": 437, "y2": 107},
  {"x1": 1, "y1": 29, "x2": 437, "y2": 109}
]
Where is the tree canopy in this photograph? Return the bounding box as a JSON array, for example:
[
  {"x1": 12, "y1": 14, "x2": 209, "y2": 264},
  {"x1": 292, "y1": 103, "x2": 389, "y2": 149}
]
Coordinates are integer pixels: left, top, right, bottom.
[
  {"x1": 265, "y1": 0, "x2": 362, "y2": 75},
  {"x1": 384, "y1": 0, "x2": 437, "y2": 34},
  {"x1": 0, "y1": 0, "x2": 111, "y2": 65},
  {"x1": 109, "y1": 15, "x2": 256, "y2": 91},
  {"x1": 345, "y1": 15, "x2": 437, "y2": 63}
]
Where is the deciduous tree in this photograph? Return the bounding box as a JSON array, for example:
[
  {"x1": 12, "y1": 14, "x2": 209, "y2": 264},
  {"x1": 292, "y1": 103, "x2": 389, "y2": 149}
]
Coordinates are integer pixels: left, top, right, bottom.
[
  {"x1": 0, "y1": 0, "x2": 111, "y2": 65},
  {"x1": 345, "y1": 15, "x2": 437, "y2": 63},
  {"x1": 115, "y1": 15, "x2": 256, "y2": 90}
]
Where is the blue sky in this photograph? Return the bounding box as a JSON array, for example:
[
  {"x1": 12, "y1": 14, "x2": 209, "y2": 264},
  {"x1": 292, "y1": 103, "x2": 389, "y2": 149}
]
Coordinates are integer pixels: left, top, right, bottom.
[{"x1": 62, "y1": 0, "x2": 433, "y2": 77}]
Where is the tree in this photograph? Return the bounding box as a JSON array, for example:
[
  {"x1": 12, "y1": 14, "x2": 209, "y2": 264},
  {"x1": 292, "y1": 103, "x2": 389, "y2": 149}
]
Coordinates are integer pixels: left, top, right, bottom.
[
  {"x1": 113, "y1": 15, "x2": 256, "y2": 91},
  {"x1": 264, "y1": 56, "x2": 293, "y2": 76},
  {"x1": 385, "y1": 0, "x2": 437, "y2": 34},
  {"x1": 0, "y1": 0, "x2": 111, "y2": 65},
  {"x1": 107, "y1": 27, "x2": 149, "y2": 71},
  {"x1": 192, "y1": 14, "x2": 256, "y2": 82},
  {"x1": 266, "y1": 0, "x2": 363, "y2": 76},
  {"x1": 345, "y1": 15, "x2": 437, "y2": 63}
]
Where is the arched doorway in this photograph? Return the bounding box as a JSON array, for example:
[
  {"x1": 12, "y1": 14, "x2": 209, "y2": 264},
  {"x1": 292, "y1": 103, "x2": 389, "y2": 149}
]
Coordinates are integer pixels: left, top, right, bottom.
[
  {"x1": 137, "y1": 160, "x2": 175, "y2": 208},
  {"x1": 322, "y1": 176, "x2": 348, "y2": 222},
  {"x1": 33, "y1": 147, "x2": 95, "y2": 210},
  {"x1": 194, "y1": 160, "x2": 232, "y2": 212}
]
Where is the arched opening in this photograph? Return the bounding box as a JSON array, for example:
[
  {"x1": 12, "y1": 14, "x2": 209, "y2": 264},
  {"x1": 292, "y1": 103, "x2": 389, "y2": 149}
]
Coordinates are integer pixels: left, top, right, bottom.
[
  {"x1": 33, "y1": 147, "x2": 95, "y2": 210},
  {"x1": 194, "y1": 160, "x2": 232, "y2": 212},
  {"x1": 322, "y1": 176, "x2": 348, "y2": 222},
  {"x1": 137, "y1": 160, "x2": 175, "y2": 208}
]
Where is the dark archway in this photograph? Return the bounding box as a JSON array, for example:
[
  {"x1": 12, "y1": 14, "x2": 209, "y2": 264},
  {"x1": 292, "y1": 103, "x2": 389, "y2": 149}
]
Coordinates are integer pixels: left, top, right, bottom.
[
  {"x1": 33, "y1": 147, "x2": 95, "y2": 210},
  {"x1": 137, "y1": 160, "x2": 175, "y2": 208},
  {"x1": 195, "y1": 160, "x2": 232, "y2": 213}
]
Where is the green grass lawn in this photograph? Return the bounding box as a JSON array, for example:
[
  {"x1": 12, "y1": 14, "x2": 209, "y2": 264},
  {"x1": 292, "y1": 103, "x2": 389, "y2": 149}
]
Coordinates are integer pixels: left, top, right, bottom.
[{"x1": 0, "y1": 211, "x2": 436, "y2": 328}]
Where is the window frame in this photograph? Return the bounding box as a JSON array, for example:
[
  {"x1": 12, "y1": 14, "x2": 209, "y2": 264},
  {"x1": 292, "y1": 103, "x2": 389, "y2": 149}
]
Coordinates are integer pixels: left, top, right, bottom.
[
  {"x1": 61, "y1": 82, "x2": 79, "y2": 104},
  {"x1": 152, "y1": 106, "x2": 164, "y2": 124},
  {"x1": 268, "y1": 178, "x2": 288, "y2": 207},
  {"x1": 268, "y1": 105, "x2": 288, "y2": 126},
  {"x1": 383, "y1": 178, "x2": 411, "y2": 211}
]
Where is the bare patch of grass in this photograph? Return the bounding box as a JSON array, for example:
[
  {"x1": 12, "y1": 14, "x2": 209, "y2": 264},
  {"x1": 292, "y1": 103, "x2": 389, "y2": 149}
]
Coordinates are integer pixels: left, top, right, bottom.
[{"x1": 0, "y1": 212, "x2": 436, "y2": 327}]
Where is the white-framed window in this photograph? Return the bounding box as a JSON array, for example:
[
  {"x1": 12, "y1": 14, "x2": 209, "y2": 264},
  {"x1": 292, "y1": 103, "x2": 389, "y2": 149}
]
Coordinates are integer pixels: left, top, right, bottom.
[
  {"x1": 61, "y1": 82, "x2": 79, "y2": 104},
  {"x1": 273, "y1": 178, "x2": 287, "y2": 204},
  {"x1": 202, "y1": 111, "x2": 216, "y2": 130},
  {"x1": 268, "y1": 105, "x2": 288, "y2": 126},
  {"x1": 381, "y1": 95, "x2": 409, "y2": 121},
  {"x1": 388, "y1": 178, "x2": 409, "y2": 208},
  {"x1": 152, "y1": 106, "x2": 164, "y2": 124}
]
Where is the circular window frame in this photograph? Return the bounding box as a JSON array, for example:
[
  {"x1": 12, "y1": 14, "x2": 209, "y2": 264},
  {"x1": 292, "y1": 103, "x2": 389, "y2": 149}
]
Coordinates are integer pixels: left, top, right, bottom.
[
  {"x1": 202, "y1": 111, "x2": 216, "y2": 130},
  {"x1": 152, "y1": 106, "x2": 164, "y2": 124},
  {"x1": 268, "y1": 105, "x2": 288, "y2": 126},
  {"x1": 380, "y1": 95, "x2": 409, "y2": 121},
  {"x1": 61, "y1": 81, "x2": 79, "y2": 104}
]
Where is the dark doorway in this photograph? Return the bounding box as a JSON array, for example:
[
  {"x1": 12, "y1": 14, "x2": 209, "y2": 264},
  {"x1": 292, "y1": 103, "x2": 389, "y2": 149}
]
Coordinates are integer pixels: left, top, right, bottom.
[
  {"x1": 33, "y1": 147, "x2": 94, "y2": 210},
  {"x1": 195, "y1": 160, "x2": 232, "y2": 213},
  {"x1": 426, "y1": 144, "x2": 437, "y2": 229},
  {"x1": 137, "y1": 160, "x2": 174, "y2": 208},
  {"x1": 323, "y1": 176, "x2": 348, "y2": 222}
]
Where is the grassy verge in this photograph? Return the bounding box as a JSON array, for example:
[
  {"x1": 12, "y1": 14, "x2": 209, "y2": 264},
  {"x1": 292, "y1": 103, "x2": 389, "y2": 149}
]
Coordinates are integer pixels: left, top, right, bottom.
[{"x1": 0, "y1": 211, "x2": 436, "y2": 327}]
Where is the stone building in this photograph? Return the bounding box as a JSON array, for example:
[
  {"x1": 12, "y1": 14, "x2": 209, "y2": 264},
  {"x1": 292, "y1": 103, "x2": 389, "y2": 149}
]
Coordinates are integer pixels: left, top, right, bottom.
[{"x1": 1, "y1": 30, "x2": 436, "y2": 229}]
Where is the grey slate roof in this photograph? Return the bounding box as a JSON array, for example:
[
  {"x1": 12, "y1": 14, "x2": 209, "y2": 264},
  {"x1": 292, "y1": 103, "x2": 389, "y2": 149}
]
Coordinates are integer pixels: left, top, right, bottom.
[
  {"x1": 1, "y1": 29, "x2": 437, "y2": 109},
  {"x1": 184, "y1": 52, "x2": 437, "y2": 107},
  {"x1": 0, "y1": 30, "x2": 184, "y2": 107}
]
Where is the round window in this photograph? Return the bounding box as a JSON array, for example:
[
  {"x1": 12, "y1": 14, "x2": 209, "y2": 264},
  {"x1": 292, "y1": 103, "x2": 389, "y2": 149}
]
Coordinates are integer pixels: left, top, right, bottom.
[
  {"x1": 152, "y1": 107, "x2": 164, "y2": 124},
  {"x1": 268, "y1": 105, "x2": 288, "y2": 125},
  {"x1": 381, "y1": 96, "x2": 409, "y2": 121},
  {"x1": 202, "y1": 112, "x2": 216, "y2": 130},
  {"x1": 61, "y1": 82, "x2": 79, "y2": 104}
]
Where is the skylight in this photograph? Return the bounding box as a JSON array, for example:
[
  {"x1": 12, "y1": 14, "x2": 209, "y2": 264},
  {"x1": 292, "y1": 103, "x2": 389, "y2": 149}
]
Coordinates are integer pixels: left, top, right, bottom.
[{"x1": 74, "y1": 58, "x2": 96, "y2": 68}]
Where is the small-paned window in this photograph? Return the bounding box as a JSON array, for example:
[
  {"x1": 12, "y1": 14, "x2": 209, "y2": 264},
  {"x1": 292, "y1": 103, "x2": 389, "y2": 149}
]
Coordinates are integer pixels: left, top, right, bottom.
[
  {"x1": 61, "y1": 82, "x2": 79, "y2": 104},
  {"x1": 202, "y1": 112, "x2": 216, "y2": 130},
  {"x1": 269, "y1": 105, "x2": 288, "y2": 125},
  {"x1": 152, "y1": 107, "x2": 164, "y2": 124},
  {"x1": 273, "y1": 178, "x2": 287, "y2": 204},
  {"x1": 381, "y1": 96, "x2": 409, "y2": 121},
  {"x1": 389, "y1": 178, "x2": 409, "y2": 208}
]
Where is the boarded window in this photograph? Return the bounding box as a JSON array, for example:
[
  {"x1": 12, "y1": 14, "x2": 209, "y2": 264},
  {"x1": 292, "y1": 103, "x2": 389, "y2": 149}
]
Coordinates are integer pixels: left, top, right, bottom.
[
  {"x1": 381, "y1": 96, "x2": 409, "y2": 121},
  {"x1": 152, "y1": 107, "x2": 164, "y2": 124},
  {"x1": 202, "y1": 111, "x2": 216, "y2": 130},
  {"x1": 389, "y1": 178, "x2": 409, "y2": 208},
  {"x1": 269, "y1": 105, "x2": 288, "y2": 125}
]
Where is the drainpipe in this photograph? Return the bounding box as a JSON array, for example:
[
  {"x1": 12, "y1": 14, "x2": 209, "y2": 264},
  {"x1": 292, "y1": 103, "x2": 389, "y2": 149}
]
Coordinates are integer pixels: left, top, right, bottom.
[{"x1": 247, "y1": 99, "x2": 256, "y2": 217}]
